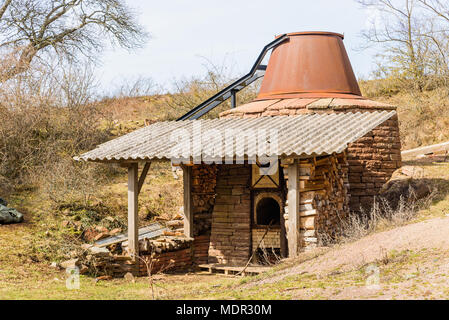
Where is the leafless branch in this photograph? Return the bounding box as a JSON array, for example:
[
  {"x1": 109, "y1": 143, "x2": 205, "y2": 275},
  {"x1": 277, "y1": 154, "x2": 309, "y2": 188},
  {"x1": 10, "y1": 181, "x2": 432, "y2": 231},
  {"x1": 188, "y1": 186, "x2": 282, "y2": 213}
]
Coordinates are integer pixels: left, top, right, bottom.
[{"x1": 0, "y1": 0, "x2": 149, "y2": 82}]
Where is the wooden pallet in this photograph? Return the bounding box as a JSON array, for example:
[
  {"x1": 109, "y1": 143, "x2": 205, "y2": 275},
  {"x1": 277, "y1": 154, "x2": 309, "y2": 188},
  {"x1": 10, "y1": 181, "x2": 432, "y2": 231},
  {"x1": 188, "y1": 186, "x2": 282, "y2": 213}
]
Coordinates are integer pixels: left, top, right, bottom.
[{"x1": 198, "y1": 264, "x2": 270, "y2": 276}]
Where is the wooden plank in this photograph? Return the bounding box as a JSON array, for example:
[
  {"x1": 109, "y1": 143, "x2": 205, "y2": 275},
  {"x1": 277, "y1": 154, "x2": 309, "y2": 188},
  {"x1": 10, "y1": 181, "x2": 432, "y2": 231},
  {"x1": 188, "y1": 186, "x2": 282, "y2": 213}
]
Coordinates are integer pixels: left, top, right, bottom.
[
  {"x1": 137, "y1": 162, "x2": 151, "y2": 195},
  {"x1": 401, "y1": 140, "x2": 449, "y2": 158},
  {"x1": 198, "y1": 264, "x2": 269, "y2": 275},
  {"x1": 287, "y1": 160, "x2": 300, "y2": 257},
  {"x1": 299, "y1": 209, "x2": 317, "y2": 217},
  {"x1": 128, "y1": 163, "x2": 139, "y2": 259},
  {"x1": 183, "y1": 165, "x2": 193, "y2": 238}
]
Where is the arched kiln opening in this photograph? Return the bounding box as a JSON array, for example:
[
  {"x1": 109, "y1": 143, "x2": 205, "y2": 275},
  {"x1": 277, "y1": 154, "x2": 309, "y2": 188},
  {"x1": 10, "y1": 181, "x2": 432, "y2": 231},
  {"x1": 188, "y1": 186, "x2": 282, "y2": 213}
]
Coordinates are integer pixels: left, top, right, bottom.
[{"x1": 255, "y1": 197, "x2": 281, "y2": 226}]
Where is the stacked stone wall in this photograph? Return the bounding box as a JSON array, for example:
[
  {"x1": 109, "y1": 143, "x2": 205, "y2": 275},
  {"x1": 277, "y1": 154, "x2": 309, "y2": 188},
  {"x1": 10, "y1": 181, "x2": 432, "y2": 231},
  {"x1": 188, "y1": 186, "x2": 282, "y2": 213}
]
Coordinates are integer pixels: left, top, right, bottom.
[{"x1": 207, "y1": 165, "x2": 252, "y2": 265}]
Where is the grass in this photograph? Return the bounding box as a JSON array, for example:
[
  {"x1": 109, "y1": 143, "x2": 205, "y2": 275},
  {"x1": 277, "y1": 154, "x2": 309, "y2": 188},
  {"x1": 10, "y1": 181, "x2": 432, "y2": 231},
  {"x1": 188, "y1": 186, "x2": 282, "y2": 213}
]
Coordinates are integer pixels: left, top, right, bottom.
[
  {"x1": 1, "y1": 157, "x2": 449, "y2": 299},
  {"x1": 360, "y1": 82, "x2": 449, "y2": 150},
  {"x1": 1, "y1": 245, "x2": 448, "y2": 300},
  {"x1": 412, "y1": 161, "x2": 449, "y2": 220}
]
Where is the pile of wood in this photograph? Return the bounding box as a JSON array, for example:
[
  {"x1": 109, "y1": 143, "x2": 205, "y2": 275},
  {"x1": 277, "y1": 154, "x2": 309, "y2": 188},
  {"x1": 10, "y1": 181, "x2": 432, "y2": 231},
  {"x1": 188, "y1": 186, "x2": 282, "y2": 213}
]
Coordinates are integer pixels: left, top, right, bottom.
[
  {"x1": 79, "y1": 235, "x2": 194, "y2": 277},
  {"x1": 192, "y1": 164, "x2": 217, "y2": 194},
  {"x1": 66, "y1": 245, "x2": 137, "y2": 277},
  {"x1": 136, "y1": 236, "x2": 192, "y2": 255},
  {"x1": 283, "y1": 152, "x2": 349, "y2": 250},
  {"x1": 191, "y1": 164, "x2": 218, "y2": 236}
]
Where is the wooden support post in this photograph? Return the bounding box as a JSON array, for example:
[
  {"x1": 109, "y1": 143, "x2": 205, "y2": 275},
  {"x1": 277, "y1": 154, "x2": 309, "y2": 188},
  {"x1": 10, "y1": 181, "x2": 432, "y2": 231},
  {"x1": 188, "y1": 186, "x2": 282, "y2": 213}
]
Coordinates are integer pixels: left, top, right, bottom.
[
  {"x1": 183, "y1": 165, "x2": 193, "y2": 238},
  {"x1": 138, "y1": 162, "x2": 151, "y2": 195},
  {"x1": 128, "y1": 163, "x2": 139, "y2": 259},
  {"x1": 287, "y1": 159, "x2": 300, "y2": 257}
]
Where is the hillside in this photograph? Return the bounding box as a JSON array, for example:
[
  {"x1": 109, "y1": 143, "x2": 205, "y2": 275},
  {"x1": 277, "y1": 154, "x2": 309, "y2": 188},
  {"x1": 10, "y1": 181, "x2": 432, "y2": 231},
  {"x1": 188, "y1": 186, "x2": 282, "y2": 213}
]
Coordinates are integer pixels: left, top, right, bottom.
[
  {"x1": 359, "y1": 82, "x2": 449, "y2": 150},
  {"x1": 99, "y1": 83, "x2": 449, "y2": 151},
  {"x1": 1, "y1": 80, "x2": 449, "y2": 299},
  {"x1": 1, "y1": 144, "x2": 448, "y2": 299}
]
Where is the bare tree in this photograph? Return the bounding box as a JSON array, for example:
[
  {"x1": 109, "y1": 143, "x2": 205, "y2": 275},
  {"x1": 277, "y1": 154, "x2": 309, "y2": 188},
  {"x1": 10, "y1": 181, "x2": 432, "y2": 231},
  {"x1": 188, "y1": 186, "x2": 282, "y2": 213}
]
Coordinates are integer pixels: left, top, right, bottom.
[
  {"x1": 0, "y1": 0, "x2": 148, "y2": 82},
  {"x1": 419, "y1": 0, "x2": 449, "y2": 22},
  {"x1": 358, "y1": 0, "x2": 449, "y2": 89},
  {"x1": 418, "y1": 0, "x2": 449, "y2": 80}
]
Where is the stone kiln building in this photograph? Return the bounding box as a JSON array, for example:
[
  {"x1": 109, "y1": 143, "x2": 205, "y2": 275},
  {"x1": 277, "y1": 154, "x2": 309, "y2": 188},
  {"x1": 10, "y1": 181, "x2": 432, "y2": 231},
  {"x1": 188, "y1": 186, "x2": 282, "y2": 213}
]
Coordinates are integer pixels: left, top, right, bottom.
[{"x1": 76, "y1": 32, "x2": 401, "y2": 274}]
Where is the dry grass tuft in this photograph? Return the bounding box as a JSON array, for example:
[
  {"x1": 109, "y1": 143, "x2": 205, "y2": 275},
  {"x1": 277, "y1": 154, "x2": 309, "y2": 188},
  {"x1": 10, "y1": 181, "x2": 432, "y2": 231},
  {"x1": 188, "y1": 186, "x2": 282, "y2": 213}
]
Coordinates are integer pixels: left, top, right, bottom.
[{"x1": 319, "y1": 189, "x2": 437, "y2": 246}]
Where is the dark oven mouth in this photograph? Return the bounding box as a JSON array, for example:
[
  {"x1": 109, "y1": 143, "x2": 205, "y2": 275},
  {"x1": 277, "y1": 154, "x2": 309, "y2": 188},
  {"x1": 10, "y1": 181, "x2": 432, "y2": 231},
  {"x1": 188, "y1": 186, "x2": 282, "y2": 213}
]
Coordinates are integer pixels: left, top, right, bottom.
[{"x1": 255, "y1": 196, "x2": 281, "y2": 227}]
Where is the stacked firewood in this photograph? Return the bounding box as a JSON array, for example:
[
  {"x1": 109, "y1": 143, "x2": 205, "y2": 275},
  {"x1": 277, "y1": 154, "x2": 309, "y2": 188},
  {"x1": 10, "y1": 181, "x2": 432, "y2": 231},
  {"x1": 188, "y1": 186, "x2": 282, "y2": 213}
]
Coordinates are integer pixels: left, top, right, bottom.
[
  {"x1": 137, "y1": 236, "x2": 192, "y2": 254},
  {"x1": 282, "y1": 152, "x2": 349, "y2": 250},
  {"x1": 191, "y1": 164, "x2": 218, "y2": 236},
  {"x1": 192, "y1": 165, "x2": 217, "y2": 194},
  {"x1": 86, "y1": 236, "x2": 194, "y2": 277}
]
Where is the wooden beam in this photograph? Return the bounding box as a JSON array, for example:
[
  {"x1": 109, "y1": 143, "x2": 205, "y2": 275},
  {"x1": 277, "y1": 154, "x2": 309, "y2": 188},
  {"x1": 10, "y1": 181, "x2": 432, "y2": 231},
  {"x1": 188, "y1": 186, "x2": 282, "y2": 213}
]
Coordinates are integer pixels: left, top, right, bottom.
[
  {"x1": 287, "y1": 159, "x2": 300, "y2": 257},
  {"x1": 138, "y1": 162, "x2": 151, "y2": 195},
  {"x1": 182, "y1": 165, "x2": 193, "y2": 238},
  {"x1": 128, "y1": 163, "x2": 139, "y2": 259}
]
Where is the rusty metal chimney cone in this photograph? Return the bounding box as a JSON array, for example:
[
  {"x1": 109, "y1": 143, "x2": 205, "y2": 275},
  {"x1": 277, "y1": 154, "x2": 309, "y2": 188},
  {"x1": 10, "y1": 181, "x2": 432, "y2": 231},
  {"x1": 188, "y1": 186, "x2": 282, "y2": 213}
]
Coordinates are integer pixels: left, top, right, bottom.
[{"x1": 256, "y1": 32, "x2": 362, "y2": 100}]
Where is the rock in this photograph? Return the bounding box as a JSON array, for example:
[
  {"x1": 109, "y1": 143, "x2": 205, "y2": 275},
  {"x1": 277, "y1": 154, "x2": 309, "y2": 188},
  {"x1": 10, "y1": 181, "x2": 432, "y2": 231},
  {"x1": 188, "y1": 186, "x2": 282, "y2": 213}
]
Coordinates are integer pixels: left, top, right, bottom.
[
  {"x1": 60, "y1": 258, "x2": 79, "y2": 269},
  {"x1": 83, "y1": 227, "x2": 99, "y2": 242},
  {"x1": 400, "y1": 166, "x2": 424, "y2": 178},
  {"x1": 0, "y1": 198, "x2": 7, "y2": 206},
  {"x1": 88, "y1": 246, "x2": 110, "y2": 256},
  {"x1": 94, "y1": 232, "x2": 110, "y2": 241},
  {"x1": 95, "y1": 225, "x2": 109, "y2": 233},
  {"x1": 0, "y1": 204, "x2": 23, "y2": 224},
  {"x1": 109, "y1": 228, "x2": 122, "y2": 235},
  {"x1": 124, "y1": 272, "x2": 135, "y2": 283},
  {"x1": 380, "y1": 176, "x2": 432, "y2": 209}
]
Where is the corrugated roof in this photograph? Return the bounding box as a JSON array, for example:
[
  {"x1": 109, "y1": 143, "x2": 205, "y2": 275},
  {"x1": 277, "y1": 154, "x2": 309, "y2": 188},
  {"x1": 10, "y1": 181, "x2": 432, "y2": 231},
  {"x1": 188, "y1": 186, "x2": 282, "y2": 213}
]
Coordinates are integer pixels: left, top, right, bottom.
[
  {"x1": 95, "y1": 222, "x2": 168, "y2": 248},
  {"x1": 74, "y1": 111, "x2": 396, "y2": 163}
]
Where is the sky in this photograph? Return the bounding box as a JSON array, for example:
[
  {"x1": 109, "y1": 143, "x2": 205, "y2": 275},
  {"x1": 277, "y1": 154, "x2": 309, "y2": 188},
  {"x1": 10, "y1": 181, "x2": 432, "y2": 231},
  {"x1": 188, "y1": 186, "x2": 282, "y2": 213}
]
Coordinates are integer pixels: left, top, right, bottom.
[{"x1": 99, "y1": 0, "x2": 379, "y2": 93}]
